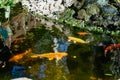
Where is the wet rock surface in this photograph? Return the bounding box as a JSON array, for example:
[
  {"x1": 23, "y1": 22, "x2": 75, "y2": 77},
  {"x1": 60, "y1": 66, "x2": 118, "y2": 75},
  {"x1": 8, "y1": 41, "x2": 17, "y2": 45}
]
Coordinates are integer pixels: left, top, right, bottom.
[{"x1": 71, "y1": 0, "x2": 120, "y2": 31}]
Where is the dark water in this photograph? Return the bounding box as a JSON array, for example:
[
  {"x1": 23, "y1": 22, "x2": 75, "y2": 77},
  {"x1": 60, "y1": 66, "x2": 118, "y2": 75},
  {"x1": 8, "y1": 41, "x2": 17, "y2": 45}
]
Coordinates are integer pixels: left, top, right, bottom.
[{"x1": 0, "y1": 26, "x2": 120, "y2": 80}]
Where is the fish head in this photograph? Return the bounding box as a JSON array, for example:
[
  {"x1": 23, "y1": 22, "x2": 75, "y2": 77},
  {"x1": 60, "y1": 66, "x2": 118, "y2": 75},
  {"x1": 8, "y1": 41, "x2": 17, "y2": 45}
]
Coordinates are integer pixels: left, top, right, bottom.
[{"x1": 9, "y1": 48, "x2": 32, "y2": 62}]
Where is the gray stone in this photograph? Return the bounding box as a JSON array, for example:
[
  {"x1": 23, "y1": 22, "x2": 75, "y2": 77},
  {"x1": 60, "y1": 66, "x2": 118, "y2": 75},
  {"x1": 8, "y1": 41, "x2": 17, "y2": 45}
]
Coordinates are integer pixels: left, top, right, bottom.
[{"x1": 86, "y1": 4, "x2": 100, "y2": 15}]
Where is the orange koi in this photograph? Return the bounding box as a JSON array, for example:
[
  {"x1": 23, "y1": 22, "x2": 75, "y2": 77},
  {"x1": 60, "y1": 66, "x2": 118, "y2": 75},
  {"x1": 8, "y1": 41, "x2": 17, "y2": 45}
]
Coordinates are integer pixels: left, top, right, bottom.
[
  {"x1": 31, "y1": 52, "x2": 68, "y2": 61},
  {"x1": 9, "y1": 49, "x2": 32, "y2": 62},
  {"x1": 104, "y1": 44, "x2": 120, "y2": 55},
  {"x1": 9, "y1": 49, "x2": 68, "y2": 62},
  {"x1": 77, "y1": 32, "x2": 90, "y2": 35}
]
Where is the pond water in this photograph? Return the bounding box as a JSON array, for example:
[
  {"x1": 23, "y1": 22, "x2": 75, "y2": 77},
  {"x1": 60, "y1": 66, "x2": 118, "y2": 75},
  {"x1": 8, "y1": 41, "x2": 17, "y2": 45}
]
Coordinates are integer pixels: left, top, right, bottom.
[{"x1": 0, "y1": 25, "x2": 120, "y2": 80}]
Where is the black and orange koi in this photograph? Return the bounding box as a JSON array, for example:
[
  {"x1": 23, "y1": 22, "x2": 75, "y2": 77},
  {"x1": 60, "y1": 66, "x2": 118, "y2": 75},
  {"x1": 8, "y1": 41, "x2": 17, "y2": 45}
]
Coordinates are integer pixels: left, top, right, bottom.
[{"x1": 104, "y1": 44, "x2": 120, "y2": 55}]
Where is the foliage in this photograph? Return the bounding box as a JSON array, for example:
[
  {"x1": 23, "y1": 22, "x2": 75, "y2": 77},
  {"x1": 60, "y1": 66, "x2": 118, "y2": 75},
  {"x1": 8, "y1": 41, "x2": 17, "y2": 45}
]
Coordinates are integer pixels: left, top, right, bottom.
[
  {"x1": 36, "y1": 8, "x2": 120, "y2": 37},
  {"x1": 0, "y1": 0, "x2": 14, "y2": 7},
  {"x1": 0, "y1": 8, "x2": 5, "y2": 22},
  {"x1": 0, "y1": 1, "x2": 22, "y2": 22},
  {"x1": 55, "y1": 9, "x2": 120, "y2": 37},
  {"x1": 10, "y1": 2, "x2": 23, "y2": 19},
  {"x1": 1, "y1": 1, "x2": 120, "y2": 37}
]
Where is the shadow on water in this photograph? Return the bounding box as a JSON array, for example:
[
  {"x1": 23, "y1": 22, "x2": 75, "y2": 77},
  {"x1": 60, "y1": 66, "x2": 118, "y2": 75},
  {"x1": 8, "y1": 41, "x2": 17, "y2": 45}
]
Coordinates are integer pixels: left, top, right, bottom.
[
  {"x1": 67, "y1": 43, "x2": 93, "y2": 80},
  {"x1": 0, "y1": 25, "x2": 120, "y2": 80}
]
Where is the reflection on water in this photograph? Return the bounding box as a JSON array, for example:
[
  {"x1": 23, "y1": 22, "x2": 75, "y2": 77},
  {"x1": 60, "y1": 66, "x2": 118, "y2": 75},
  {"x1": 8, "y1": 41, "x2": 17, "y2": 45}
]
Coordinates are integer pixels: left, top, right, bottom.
[
  {"x1": 24, "y1": 37, "x2": 70, "y2": 80},
  {"x1": 11, "y1": 65, "x2": 26, "y2": 78},
  {"x1": 39, "y1": 62, "x2": 46, "y2": 79},
  {"x1": 32, "y1": 37, "x2": 70, "y2": 80},
  {"x1": 26, "y1": 59, "x2": 70, "y2": 80},
  {"x1": 1, "y1": 26, "x2": 120, "y2": 80},
  {"x1": 110, "y1": 49, "x2": 120, "y2": 79}
]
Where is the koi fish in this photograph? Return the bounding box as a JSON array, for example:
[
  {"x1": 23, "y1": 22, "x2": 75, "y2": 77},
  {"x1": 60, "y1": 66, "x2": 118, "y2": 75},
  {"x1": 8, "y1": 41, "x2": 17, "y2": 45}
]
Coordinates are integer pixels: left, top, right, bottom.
[
  {"x1": 31, "y1": 52, "x2": 68, "y2": 61},
  {"x1": 77, "y1": 32, "x2": 90, "y2": 35},
  {"x1": 9, "y1": 49, "x2": 67, "y2": 62},
  {"x1": 68, "y1": 36, "x2": 86, "y2": 43},
  {"x1": 104, "y1": 44, "x2": 120, "y2": 55},
  {"x1": 9, "y1": 49, "x2": 32, "y2": 62}
]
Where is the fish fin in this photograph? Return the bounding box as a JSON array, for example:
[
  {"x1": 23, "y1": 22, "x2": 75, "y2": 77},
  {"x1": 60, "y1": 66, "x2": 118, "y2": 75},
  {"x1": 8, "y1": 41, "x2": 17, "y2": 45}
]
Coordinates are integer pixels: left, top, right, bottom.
[{"x1": 49, "y1": 57, "x2": 54, "y2": 60}]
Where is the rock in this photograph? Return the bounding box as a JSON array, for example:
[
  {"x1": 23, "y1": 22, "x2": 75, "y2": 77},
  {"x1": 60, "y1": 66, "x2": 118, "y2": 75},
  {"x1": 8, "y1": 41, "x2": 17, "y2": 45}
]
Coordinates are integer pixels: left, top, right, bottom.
[
  {"x1": 63, "y1": 0, "x2": 76, "y2": 7},
  {"x1": 113, "y1": 0, "x2": 120, "y2": 6},
  {"x1": 90, "y1": 14, "x2": 100, "y2": 21},
  {"x1": 86, "y1": 0, "x2": 97, "y2": 4},
  {"x1": 101, "y1": 5, "x2": 118, "y2": 16},
  {"x1": 86, "y1": 4, "x2": 100, "y2": 15},
  {"x1": 112, "y1": 14, "x2": 119, "y2": 22},
  {"x1": 73, "y1": 0, "x2": 85, "y2": 9},
  {"x1": 77, "y1": 9, "x2": 87, "y2": 20},
  {"x1": 97, "y1": 0, "x2": 109, "y2": 6},
  {"x1": 21, "y1": 0, "x2": 76, "y2": 19}
]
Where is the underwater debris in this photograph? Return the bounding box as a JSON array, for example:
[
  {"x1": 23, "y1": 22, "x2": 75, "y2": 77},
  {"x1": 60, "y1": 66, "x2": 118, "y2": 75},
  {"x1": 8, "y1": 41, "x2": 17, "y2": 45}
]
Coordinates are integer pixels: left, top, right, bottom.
[{"x1": 104, "y1": 73, "x2": 112, "y2": 76}]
